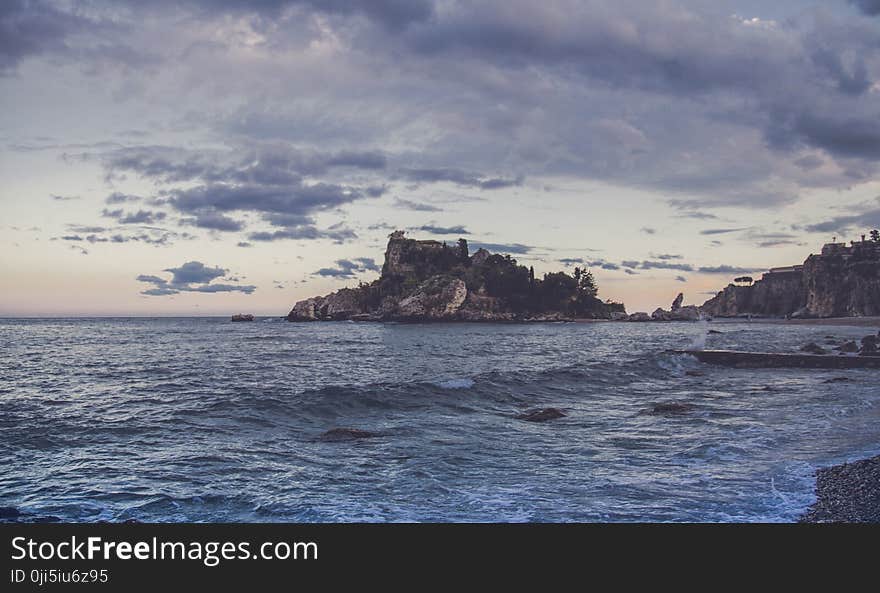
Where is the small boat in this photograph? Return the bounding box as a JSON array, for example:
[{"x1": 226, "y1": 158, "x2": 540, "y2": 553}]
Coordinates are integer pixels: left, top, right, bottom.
[
  {"x1": 673, "y1": 349, "x2": 880, "y2": 369},
  {"x1": 230, "y1": 314, "x2": 255, "y2": 322}
]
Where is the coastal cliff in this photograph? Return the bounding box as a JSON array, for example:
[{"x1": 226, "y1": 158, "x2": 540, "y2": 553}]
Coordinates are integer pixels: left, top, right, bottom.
[
  {"x1": 288, "y1": 231, "x2": 626, "y2": 322},
  {"x1": 701, "y1": 236, "x2": 880, "y2": 318}
]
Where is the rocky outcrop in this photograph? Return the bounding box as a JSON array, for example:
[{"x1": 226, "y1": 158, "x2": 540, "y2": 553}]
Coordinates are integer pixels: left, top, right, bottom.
[
  {"x1": 516, "y1": 408, "x2": 567, "y2": 422},
  {"x1": 701, "y1": 238, "x2": 880, "y2": 318},
  {"x1": 288, "y1": 231, "x2": 626, "y2": 322},
  {"x1": 396, "y1": 277, "x2": 467, "y2": 320},
  {"x1": 633, "y1": 294, "x2": 702, "y2": 322}
]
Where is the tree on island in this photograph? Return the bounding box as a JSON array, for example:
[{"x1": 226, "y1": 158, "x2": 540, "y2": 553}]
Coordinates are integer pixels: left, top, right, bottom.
[
  {"x1": 871, "y1": 229, "x2": 879, "y2": 243},
  {"x1": 734, "y1": 276, "x2": 753, "y2": 285}
]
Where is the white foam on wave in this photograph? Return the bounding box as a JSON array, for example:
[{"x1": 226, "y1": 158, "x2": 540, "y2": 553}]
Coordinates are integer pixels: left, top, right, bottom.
[{"x1": 432, "y1": 378, "x2": 476, "y2": 390}]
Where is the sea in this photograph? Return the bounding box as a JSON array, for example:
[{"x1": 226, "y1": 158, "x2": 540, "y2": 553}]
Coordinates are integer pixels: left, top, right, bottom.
[{"x1": 1, "y1": 317, "x2": 879, "y2": 523}]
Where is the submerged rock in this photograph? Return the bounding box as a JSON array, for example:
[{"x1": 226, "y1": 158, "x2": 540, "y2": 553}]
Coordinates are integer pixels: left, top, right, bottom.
[
  {"x1": 800, "y1": 342, "x2": 827, "y2": 355},
  {"x1": 835, "y1": 340, "x2": 859, "y2": 353},
  {"x1": 708, "y1": 329, "x2": 723, "y2": 334},
  {"x1": 823, "y1": 377, "x2": 853, "y2": 383},
  {"x1": 0, "y1": 507, "x2": 21, "y2": 519},
  {"x1": 516, "y1": 408, "x2": 567, "y2": 422},
  {"x1": 647, "y1": 402, "x2": 696, "y2": 416},
  {"x1": 319, "y1": 428, "x2": 381, "y2": 442}
]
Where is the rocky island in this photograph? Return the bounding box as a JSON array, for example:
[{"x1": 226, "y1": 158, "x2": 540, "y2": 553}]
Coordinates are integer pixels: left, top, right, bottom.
[
  {"x1": 288, "y1": 231, "x2": 626, "y2": 322},
  {"x1": 701, "y1": 234, "x2": 880, "y2": 318}
]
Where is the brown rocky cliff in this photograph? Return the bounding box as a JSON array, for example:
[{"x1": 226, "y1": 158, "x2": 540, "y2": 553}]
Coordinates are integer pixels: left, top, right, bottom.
[{"x1": 701, "y1": 239, "x2": 880, "y2": 318}]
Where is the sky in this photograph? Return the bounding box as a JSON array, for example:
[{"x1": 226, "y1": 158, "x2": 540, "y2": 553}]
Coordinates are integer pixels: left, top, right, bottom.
[{"x1": 3, "y1": 0, "x2": 880, "y2": 316}]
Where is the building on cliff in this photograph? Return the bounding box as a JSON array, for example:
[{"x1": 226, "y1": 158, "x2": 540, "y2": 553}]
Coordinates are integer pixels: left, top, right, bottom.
[{"x1": 701, "y1": 236, "x2": 880, "y2": 318}]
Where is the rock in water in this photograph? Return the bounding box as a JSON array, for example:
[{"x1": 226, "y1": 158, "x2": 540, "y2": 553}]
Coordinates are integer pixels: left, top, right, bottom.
[
  {"x1": 647, "y1": 402, "x2": 696, "y2": 416},
  {"x1": 516, "y1": 408, "x2": 566, "y2": 422},
  {"x1": 800, "y1": 342, "x2": 827, "y2": 355},
  {"x1": 627, "y1": 312, "x2": 651, "y2": 322},
  {"x1": 670, "y1": 305, "x2": 701, "y2": 321},
  {"x1": 319, "y1": 428, "x2": 380, "y2": 442},
  {"x1": 0, "y1": 507, "x2": 21, "y2": 519},
  {"x1": 836, "y1": 340, "x2": 859, "y2": 353},
  {"x1": 287, "y1": 230, "x2": 626, "y2": 322},
  {"x1": 671, "y1": 293, "x2": 684, "y2": 311},
  {"x1": 230, "y1": 314, "x2": 254, "y2": 322},
  {"x1": 651, "y1": 308, "x2": 670, "y2": 321}
]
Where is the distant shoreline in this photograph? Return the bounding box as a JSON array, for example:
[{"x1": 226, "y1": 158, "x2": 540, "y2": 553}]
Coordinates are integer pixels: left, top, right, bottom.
[{"x1": 708, "y1": 316, "x2": 880, "y2": 328}]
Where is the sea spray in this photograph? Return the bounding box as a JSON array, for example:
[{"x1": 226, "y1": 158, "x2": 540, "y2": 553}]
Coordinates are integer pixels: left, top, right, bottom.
[{"x1": 687, "y1": 318, "x2": 711, "y2": 350}]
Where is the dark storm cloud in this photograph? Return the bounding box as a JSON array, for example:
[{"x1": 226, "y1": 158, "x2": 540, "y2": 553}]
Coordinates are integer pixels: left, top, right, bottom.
[
  {"x1": 399, "y1": 168, "x2": 522, "y2": 190},
  {"x1": 99, "y1": 145, "x2": 375, "y2": 242},
  {"x1": 417, "y1": 224, "x2": 469, "y2": 235},
  {"x1": 314, "y1": 257, "x2": 380, "y2": 278},
  {"x1": 102, "y1": 208, "x2": 167, "y2": 225},
  {"x1": 166, "y1": 0, "x2": 434, "y2": 29},
  {"x1": 163, "y1": 261, "x2": 226, "y2": 285},
  {"x1": 0, "y1": 0, "x2": 90, "y2": 73},
  {"x1": 180, "y1": 211, "x2": 245, "y2": 232},
  {"x1": 17, "y1": 0, "x2": 880, "y2": 232},
  {"x1": 137, "y1": 261, "x2": 256, "y2": 295},
  {"x1": 850, "y1": 0, "x2": 880, "y2": 16},
  {"x1": 102, "y1": 145, "x2": 386, "y2": 184}
]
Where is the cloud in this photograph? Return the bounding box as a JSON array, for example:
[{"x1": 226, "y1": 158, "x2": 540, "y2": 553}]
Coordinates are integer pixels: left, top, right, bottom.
[
  {"x1": 105, "y1": 192, "x2": 142, "y2": 204},
  {"x1": 850, "y1": 1, "x2": 880, "y2": 17},
  {"x1": 697, "y1": 265, "x2": 765, "y2": 275},
  {"x1": 181, "y1": 211, "x2": 245, "y2": 232},
  {"x1": 417, "y1": 224, "x2": 469, "y2": 235},
  {"x1": 102, "y1": 208, "x2": 167, "y2": 225},
  {"x1": 137, "y1": 261, "x2": 256, "y2": 295},
  {"x1": 469, "y1": 241, "x2": 532, "y2": 254},
  {"x1": 800, "y1": 200, "x2": 880, "y2": 234},
  {"x1": 639, "y1": 260, "x2": 694, "y2": 272},
  {"x1": 394, "y1": 198, "x2": 442, "y2": 212},
  {"x1": 51, "y1": 194, "x2": 79, "y2": 201},
  {"x1": 248, "y1": 224, "x2": 356, "y2": 243},
  {"x1": 700, "y1": 228, "x2": 746, "y2": 235},
  {"x1": 651, "y1": 253, "x2": 683, "y2": 260},
  {"x1": 641, "y1": 227, "x2": 656, "y2": 235},
  {"x1": 399, "y1": 168, "x2": 522, "y2": 190},
  {"x1": 314, "y1": 257, "x2": 380, "y2": 278}
]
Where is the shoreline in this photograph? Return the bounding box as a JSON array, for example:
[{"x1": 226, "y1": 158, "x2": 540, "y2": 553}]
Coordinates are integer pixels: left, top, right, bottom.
[
  {"x1": 709, "y1": 316, "x2": 880, "y2": 328},
  {"x1": 799, "y1": 455, "x2": 880, "y2": 523}
]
